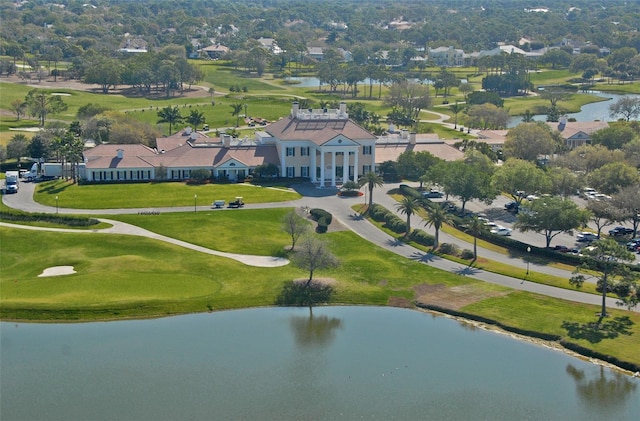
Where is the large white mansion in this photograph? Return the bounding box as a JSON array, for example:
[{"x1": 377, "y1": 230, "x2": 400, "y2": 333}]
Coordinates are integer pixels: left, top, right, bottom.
[{"x1": 83, "y1": 102, "x2": 464, "y2": 186}]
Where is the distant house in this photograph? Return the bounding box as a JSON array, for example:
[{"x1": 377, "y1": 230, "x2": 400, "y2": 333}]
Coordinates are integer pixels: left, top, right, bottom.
[
  {"x1": 427, "y1": 46, "x2": 465, "y2": 67},
  {"x1": 119, "y1": 37, "x2": 148, "y2": 54},
  {"x1": 257, "y1": 37, "x2": 282, "y2": 55},
  {"x1": 547, "y1": 118, "x2": 609, "y2": 149},
  {"x1": 307, "y1": 47, "x2": 324, "y2": 61},
  {"x1": 202, "y1": 44, "x2": 229, "y2": 59}
]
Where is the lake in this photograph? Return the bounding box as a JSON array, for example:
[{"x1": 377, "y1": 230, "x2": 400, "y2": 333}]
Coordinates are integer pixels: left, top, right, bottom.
[
  {"x1": 1, "y1": 306, "x2": 639, "y2": 420},
  {"x1": 508, "y1": 91, "x2": 640, "y2": 127}
]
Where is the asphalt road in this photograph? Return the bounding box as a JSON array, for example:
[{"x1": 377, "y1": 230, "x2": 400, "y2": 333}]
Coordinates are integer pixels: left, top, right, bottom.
[{"x1": 2, "y1": 180, "x2": 637, "y2": 312}]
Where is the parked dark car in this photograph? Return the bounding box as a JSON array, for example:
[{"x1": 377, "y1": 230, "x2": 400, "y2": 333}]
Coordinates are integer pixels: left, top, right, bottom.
[
  {"x1": 608, "y1": 226, "x2": 634, "y2": 236},
  {"x1": 627, "y1": 238, "x2": 640, "y2": 251},
  {"x1": 553, "y1": 245, "x2": 570, "y2": 253},
  {"x1": 504, "y1": 201, "x2": 519, "y2": 213}
]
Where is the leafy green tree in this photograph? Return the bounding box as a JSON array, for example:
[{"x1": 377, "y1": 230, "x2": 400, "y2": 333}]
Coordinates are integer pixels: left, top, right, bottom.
[
  {"x1": 394, "y1": 196, "x2": 422, "y2": 237},
  {"x1": 590, "y1": 125, "x2": 636, "y2": 150},
  {"x1": 253, "y1": 163, "x2": 279, "y2": 179},
  {"x1": 27, "y1": 134, "x2": 51, "y2": 161},
  {"x1": 570, "y1": 238, "x2": 639, "y2": 324},
  {"x1": 6, "y1": 134, "x2": 29, "y2": 167},
  {"x1": 434, "y1": 68, "x2": 459, "y2": 97},
  {"x1": 282, "y1": 210, "x2": 311, "y2": 251},
  {"x1": 385, "y1": 81, "x2": 431, "y2": 128},
  {"x1": 612, "y1": 184, "x2": 640, "y2": 237},
  {"x1": 358, "y1": 171, "x2": 384, "y2": 212},
  {"x1": 467, "y1": 91, "x2": 503, "y2": 108},
  {"x1": 293, "y1": 235, "x2": 339, "y2": 286},
  {"x1": 24, "y1": 89, "x2": 68, "y2": 126},
  {"x1": 515, "y1": 196, "x2": 590, "y2": 248},
  {"x1": 464, "y1": 103, "x2": 509, "y2": 129},
  {"x1": 570, "y1": 54, "x2": 600, "y2": 73},
  {"x1": 491, "y1": 159, "x2": 551, "y2": 207},
  {"x1": 9, "y1": 99, "x2": 27, "y2": 121},
  {"x1": 547, "y1": 166, "x2": 582, "y2": 199},
  {"x1": 458, "y1": 82, "x2": 474, "y2": 101},
  {"x1": 83, "y1": 57, "x2": 123, "y2": 93},
  {"x1": 77, "y1": 103, "x2": 110, "y2": 119},
  {"x1": 423, "y1": 203, "x2": 451, "y2": 249},
  {"x1": 437, "y1": 153, "x2": 496, "y2": 214},
  {"x1": 539, "y1": 49, "x2": 572, "y2": 69},
  {"x1": 586, "y1": 200, "x2": 619, "y2": 238},
  {"x1": 157, "y1": 106, "x2": 183, "y2": 135},
  {"x1": 588, "y1": 162, "x2": 640, "y2": 195},
  {"x1": 504, "y1": 122, "x2": 558, "y2": 161}
]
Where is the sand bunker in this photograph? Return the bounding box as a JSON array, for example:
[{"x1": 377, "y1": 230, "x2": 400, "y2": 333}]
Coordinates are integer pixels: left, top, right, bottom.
[{"x1": 38, "y1": 266, "x2": 77, "y2": 277}]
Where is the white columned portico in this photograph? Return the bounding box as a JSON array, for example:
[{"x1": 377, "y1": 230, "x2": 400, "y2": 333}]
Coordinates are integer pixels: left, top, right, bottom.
[
  {"x1": 331, "y1": 151, "x2": 336, "y2": 186},
  {"x1": 320, "y1": 150, "x2": 325, "y2": 187}
]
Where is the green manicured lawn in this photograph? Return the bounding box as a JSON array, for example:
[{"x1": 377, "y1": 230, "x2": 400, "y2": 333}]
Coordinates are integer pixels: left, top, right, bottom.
[
  {"x1": 0, "y1": 225, "x2": 473, "y2": 319},
  {"x1": 462, "y1": 292, "x2": 640, "y2": 365},
  {"x1": 112, "y1": 208, "x2": 297, "y2": 256},
  {"x1": 34, "y1": 179, "x2": 301, "y2": 209}
]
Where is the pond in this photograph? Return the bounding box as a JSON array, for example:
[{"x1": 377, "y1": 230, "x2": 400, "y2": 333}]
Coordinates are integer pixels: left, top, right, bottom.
[
  {"x1": 1, "y1": 306, "x2": 638, "y2": 420},
  {"x1": 508, "y1": 91, "x2": 640, "y2": 127}
]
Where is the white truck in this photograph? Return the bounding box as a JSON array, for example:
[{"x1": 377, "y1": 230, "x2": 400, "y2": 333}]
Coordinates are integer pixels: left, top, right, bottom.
[
  {"x1": 4, "y1": 170, "x2": 19, "y2": 194},
  {"x1": 22, "y1": 163, "x2": 39, "y2": 181},
  {"x1": 41, "y1": 163, "x2": 63, "y2": 180}
]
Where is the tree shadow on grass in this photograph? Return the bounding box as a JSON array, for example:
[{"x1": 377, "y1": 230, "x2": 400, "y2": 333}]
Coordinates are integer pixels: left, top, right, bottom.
[
  {"x1": 561, "y1": 316, "x2": 634, "y2": 343},
  {"x1": 275, "y1": 281, "x2": 334, "y2": 307}
]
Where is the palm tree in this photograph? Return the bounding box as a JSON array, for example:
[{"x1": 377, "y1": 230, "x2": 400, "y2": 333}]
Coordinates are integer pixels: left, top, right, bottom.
[
  {"x1": 358, "y1": 171, "x2": 384, "y2": 212},
  {"x1": 423, "y1": 204, "x2": 451, "y2": 249},
  {"x1": 157, "y1": 106, "x2": 183, "y2": 135},
  {"x1": 464, "y1": 216, "x2": 486, "y2": 259},
  {"x1": 186, "y1": 109, "x2": 205, "y2": 129},
  {"x1": 395, "y1": 196, "x2": 422, "y2": 237},
  {"x1": 230, "y1": 103, "x2": 244, "y2": 127}
]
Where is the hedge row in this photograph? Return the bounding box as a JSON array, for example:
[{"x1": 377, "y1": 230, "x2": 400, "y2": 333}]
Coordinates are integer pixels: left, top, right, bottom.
[
  {"x1": 368, "y1": 204, "x2": 406, "y2": 234},
  {"x1": 0, "y1": 210, "x2": 100, "y2": 227},
  {"x1": 309, "y1": 208, "x2": 332, "y2": 233}
]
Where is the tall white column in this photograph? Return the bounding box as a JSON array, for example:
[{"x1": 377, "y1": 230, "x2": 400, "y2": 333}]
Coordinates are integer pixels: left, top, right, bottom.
[
  {"x1": 353, "y1": 151, "x2": 359, "y2": 181},
  {"x1": 320, "y1": 150, "x2": 325, "y2": 187},
  {"x1": 342, "y1": 151, "x2": 348, "y2": 184},
  {"x1": 311, "y1": 148, "x2": 317, "y2": 182},
  {"x1": 331, "y1": 151, "x2": 336, "y2": 186},
  {"x1": 280, "y1": 147, "x2": 287, "y2": 177}
]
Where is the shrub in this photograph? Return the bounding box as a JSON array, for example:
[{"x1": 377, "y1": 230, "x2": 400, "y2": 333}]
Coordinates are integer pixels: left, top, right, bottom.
[
  {"x1": 315, "y1": 217, "x2": 328, "y2": 233},
  {"x1": 439, "y1": 243, "x2": 459, "y2": 256},
  {"x1": 369, "y1": 204, "x2": 389, "y2": 222},
  {"x1": 461, "y1": 249, "x2": 475, "y2": 260},
  {"x1": 309, "y1": 208, "x2": 332, "y2": 225},
  {"x1": 408, "y1": 229, "x2": 434, "y2": 247},
  {"x1": 385, "y1": 215, "x2": 407, "y2": 234}
]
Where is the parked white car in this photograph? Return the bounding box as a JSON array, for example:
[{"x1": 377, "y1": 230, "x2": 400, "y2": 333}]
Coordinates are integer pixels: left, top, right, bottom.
[
  {"x1": 491, "y1": 226, "x2": 512, "y2": 236},
  {"x1": 576, "y1": 232, "x2": 599, "y2": 242}
]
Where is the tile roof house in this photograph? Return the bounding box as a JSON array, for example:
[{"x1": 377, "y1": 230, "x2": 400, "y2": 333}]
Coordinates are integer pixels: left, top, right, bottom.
[
  {"x1": 546, "y1": 118, "x2": 609, "y2": 149},
  {"x1": 82, "y1": 103, "x2": 465, "y2": 186}
]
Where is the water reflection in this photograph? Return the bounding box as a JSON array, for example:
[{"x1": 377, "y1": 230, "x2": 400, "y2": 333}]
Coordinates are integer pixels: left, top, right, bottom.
[
  {"x1": 289, "y1": 311, "x2": 342, "y2": 348},
  {"x1": 566, "y1": 364, "x2": 638, "y2": 409}
]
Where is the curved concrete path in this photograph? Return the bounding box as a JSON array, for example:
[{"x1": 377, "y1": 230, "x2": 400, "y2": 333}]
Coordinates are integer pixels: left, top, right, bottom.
[{"x1": 2, "y1": 180, "x2": 637, "y2": 312}]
